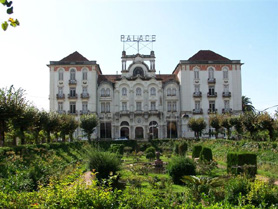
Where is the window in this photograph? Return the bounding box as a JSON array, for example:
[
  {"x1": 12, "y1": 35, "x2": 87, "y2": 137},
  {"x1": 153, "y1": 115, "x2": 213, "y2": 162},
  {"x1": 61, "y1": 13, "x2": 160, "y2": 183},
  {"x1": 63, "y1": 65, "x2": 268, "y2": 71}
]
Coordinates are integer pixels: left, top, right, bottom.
[
  {"x1": 224, "y1": 85, "x2": 229, "y2": 93},
  {"x1": 194, "y1": 69, "x2": 199, "y2": 80},
  {"x1": 194, "y1": 84, "x2": 200, "y2": 93},
  {"x1": 122, "y1": 102, "x2": 127, "y2": 111},
  {"x1": 101, "y1": 103, "x2": 105, "y2": 112},
  {"x1": 223, "y1": 68, "x2": 228, "y2": 79},
  {"x1": 208, "y1": 86, "x2": 215, "y2": 95},
  {"x1": 58, "y1": 87, "x2": 63, "y2": 95},
  {"x1": 209, "y1": 101, "x2": 215, "y2": 111},
  {"x1": 167, "y1": 102, "x2": 171, "y2": 112},
  {"x1": 167, "y1": 88, "x2": 171, "y2": 96},
  {"x1": 101, "y1": 88, "x2": 105, "y2": 97},
  {"x1": 82, "y1": 69, "x2": 88, "y2": 80},
  {"x1": 122, "y1": 87, "x2": 127, "y2": 96},
  {"x1": 106, "y1": 88, "x2": 110, "y2": 97},
  {"x1": 172, "y1": 101, "x2": 177, "y2": 111},
  {"x1": 58, "y1": 102, "x2": 63, "y2": 111},
  {"x1": 151, "y1": 102, "x2": 156, "y2": 110},
  {"x1": 150, "y1": 87, "x2": 156, "y2": 96},
  {"x1": 195, "y1": 101, "x2": 200, "y2": 110},
  {"x1": 224, "y1": 100, "x2": 230, "y2": 109},
  {"x1": 136, "y1": 102, "x2": 142, "y2": 111},
  {"x1": 172, "y1": 88, "x2": 176, "y2": 96},
  {"x1": 82, "y1": 102, "x2": 88, "y2": 112},
  {"x1": 70, "y1": 69, "x2": 76, "y2": 80},
  {"x1": 58, "y1": 69, "x2": 63, "y2": 81},
  {"x1": 133, "y1": 67, "x2": 144, "y2": 77},
  {"x1": 83, "y1": 86, "x2": 87, "y2": 94},
  {"x1": 208, "y1": 67, "x2": 214, "y2": 79},
  {"x1": 106, "y1": 103, "x2": 110, "y2": 112},
  {"x1": 136, "y1": 87, "x2": 142, "y2": 96},
  {"x1": 70, "y1": 102, "x2": 76, "y2": 114},
  {"x1": 120, "y1": 121, "x2": 129, "y2": 126},
  {"x1": 70, "y1": 87, "x2": 76, "y2": 97}
]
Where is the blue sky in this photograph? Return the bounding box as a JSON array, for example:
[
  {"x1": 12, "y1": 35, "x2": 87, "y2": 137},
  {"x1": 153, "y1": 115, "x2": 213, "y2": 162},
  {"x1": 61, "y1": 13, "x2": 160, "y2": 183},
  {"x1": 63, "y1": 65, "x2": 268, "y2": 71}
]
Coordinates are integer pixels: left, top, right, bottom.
[{"x1": 0, "y1": 0, "x2": 277, "y2": 114}]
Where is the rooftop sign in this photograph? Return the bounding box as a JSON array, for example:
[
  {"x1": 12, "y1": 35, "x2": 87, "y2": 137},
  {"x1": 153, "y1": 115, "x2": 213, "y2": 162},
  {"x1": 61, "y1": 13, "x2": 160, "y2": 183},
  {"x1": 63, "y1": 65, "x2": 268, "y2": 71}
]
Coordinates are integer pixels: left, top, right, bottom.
[{"x1": 121, "y1": 35, "x2": 156, "y2": 42}]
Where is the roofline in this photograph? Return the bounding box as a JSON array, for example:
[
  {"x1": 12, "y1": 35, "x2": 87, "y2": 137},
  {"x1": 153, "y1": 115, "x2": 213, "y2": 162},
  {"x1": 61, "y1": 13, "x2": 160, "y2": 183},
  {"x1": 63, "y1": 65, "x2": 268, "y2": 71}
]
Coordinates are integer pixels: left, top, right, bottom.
[{"x1": 48, "y1": 60, "x2": 97, "y2": 65}]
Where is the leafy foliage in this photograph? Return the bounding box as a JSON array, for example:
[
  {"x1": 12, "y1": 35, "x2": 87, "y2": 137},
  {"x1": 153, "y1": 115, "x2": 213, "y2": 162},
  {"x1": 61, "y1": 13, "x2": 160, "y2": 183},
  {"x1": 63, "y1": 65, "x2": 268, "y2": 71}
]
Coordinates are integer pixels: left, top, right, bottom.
[
  {"x1": 1, "y1": 0, "x2": 19, "y2": 31},
  {"x1": 80, "y1": 114, "x2": 98, "y2": 142},
  {"x1": 187, "y1": 117, "x2": 207, "y2": 139}
]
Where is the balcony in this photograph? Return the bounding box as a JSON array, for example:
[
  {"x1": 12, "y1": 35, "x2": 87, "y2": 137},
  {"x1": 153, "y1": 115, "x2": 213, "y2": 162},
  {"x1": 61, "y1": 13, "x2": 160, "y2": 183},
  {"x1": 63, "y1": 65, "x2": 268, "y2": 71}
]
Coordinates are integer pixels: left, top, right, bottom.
[
  {"x1": 208, "y1": 108, "x2": 218, "y2": 114},
  {"x1": 56, "y1": 93, "x2": 65, "y2": 99},
  {"x1": 80, "y1": 110, "x2": 91, "y2": 115},
  {"x1": 135, "y1": 110, "x2": 143, "y2": 115},
  {"x1": 67, "y1": 110, "x2": 78, "y2": 116},
  {"x1": 222, "y1": 92, "x2": 231, "y2": 98},
  {"x1": 193, "y1": 91, "x2": 202, "y2": 98},
  {"x1": 207, "y1": 92, "x2": 217, "y2": 98},
  {"x1": 120, "y1": 110, "x2": 129, "y2": 116},
  {"x1": 193, "y1": 108, "x2": 203, "y2": 114},
  {"x1": 68, "y1": 94, "x2": 78, "y2": 99},
  {"x1": 207, "y1": 78, "x2": 216, "y2": 84},
  {"x1": 69, "y1": 79, "x2": 77, "y2": 85},
  {"x1": 57, "y1": 110, "x2": 66, "y2": 114},
  {"x1": 81, "y1": 93, "x2": 90, "y2": 99},
  {"x1": 222, "y1": 108, "x2": 233, "y2": 114}
]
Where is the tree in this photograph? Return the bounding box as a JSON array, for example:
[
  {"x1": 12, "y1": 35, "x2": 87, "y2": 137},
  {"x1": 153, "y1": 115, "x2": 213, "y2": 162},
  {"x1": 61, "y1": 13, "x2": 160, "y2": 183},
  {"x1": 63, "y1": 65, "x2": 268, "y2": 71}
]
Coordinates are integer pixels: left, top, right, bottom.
[
  {"x1": 1, "y1": 0, "x2": 20, "y2": 31},
  {"x1": 257, "y1": 112, "x2": 275, "y2": 141},
  {"x1": 41, "y1": 112, "x2": 61, "y2": 143},
  {"x1": 209, "y1": 114, "x2": 222, "y2": 139},
  {"x1": 80, "y1": 114, "x2": 98, "y2": 142},
  {"x1": 230, "y1": 115, "x2": 243, "y2": 140},
  {"x1": 0, "y1": 86, "x2": 28, "y2": 146},
  {"x1": 187, "y1": 117, "x2": 207, "y2": 139},
  {"x1": 241, "y1": 112, "x2": 259, "y2": 140},
  {"x1": 60, "y1": 114, "x2": 79, "y2": 142},
  {"x1": 242, "y1": 96, "x2": 255, "y2": 113},
  {"x1": 221, "y1": 114, "x2": 233, "y2": 140}
]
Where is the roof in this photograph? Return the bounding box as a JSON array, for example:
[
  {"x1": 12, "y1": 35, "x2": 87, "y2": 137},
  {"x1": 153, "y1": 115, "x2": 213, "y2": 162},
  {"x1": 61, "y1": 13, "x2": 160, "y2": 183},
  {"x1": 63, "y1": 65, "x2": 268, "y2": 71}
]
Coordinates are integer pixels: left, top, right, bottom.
[
  {"x1": 188, "y1": 50, "x2": 230, "y2": 61},
  {"x1": 60, "y1": 51, "x2": 89, "y2": 62},
  {"x1": 98, "y1": 75, "x2": 121, "y2": 84}
]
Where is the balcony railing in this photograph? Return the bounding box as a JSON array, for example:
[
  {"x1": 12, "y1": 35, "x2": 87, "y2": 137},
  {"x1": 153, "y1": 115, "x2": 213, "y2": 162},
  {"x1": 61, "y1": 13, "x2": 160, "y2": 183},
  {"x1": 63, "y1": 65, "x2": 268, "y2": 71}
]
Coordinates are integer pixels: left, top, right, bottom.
[
  {"x1": 207, "y1": 78, "x2": 216, "y2": 84},
  {"x1": 222, "y1": 108, "x2": 233, "y2": 114},
  {"x1": 69, "y1": 79, "x2": 77, "y2": 85},
  {"x1": 67, "y1": 110, "x2": 78, "y2": 115},
  {"x1": 56, "y1": 93, "x2": 65, "y2": 99},
  {"x1": 68, "y1": 94, "x2": 78, "y2": 99},
  {"x1": 57, "y1": 110, "x2": 66, "y2": 114},
  {"x1": 207, "y1": 92, "x2": 217, "y2": 97},
  {"x1": 80, "y1": 110, "x2": 91, "y2": 115},
  {"x1": 208, "y1": 108, "x2": 218, "y2": 114},
  {"x1": 193, "y1": 108, "x2": 203, "y2": 114},
  {"x1": 193, "y1": 91, "x2": 202, "y2": 97},
  {"x1": 81, "y1": 93, "x2": 90, "y2": 99},
  {"x1": 222, "y1": 92, "x2": 231, "y2": 97}
]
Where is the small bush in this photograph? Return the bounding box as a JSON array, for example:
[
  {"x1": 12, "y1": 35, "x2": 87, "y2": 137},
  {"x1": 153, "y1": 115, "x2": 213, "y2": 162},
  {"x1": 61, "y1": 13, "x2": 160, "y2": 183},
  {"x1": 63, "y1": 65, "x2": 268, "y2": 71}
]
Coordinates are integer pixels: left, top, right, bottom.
[
  {"x1": 173, "y1": 141, "x2": 188, "y2": 156},
  {"x1": 88, "y1": 150, "x2": 121, "y2": 180},
  {"x1": 227, "y1": 152, "x2": 257, "y2": 177},
  {"x1": 200, "y1": 147, "x2": 213, "y2": 162},
  {"x1": 167, "y1": 156, "x2": 196, "y2": 185},
  {"x1": 192, "y1": 145, "x2": 202, "y2": 158},
  {"x1": 145, "y1": 146, "x2": 156, "y2": 160},
  {"x1": 109, "y1": 144, "x2": 124, "y2": 155}
]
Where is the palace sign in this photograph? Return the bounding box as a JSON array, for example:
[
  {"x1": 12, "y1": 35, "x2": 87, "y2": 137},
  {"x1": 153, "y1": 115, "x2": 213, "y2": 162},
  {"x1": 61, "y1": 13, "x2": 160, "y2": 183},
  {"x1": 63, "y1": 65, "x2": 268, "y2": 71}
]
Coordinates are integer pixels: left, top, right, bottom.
[{"x1": 121, "y1": 35, "x2": 156, "y2": 42}]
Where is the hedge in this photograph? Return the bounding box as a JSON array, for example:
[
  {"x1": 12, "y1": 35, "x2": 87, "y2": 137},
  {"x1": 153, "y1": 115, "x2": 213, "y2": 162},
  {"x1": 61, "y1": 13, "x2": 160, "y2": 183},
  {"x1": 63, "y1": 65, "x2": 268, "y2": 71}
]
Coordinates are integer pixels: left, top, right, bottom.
[{"x1": 192, "y1": 145, "x2": 203, "y2": 158}]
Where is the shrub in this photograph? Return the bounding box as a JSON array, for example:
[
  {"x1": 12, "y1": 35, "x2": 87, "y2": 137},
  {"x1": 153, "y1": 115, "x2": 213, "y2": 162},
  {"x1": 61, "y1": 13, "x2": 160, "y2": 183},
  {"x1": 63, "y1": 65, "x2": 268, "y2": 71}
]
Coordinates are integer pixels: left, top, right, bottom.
[
  {"x1": 145, "y1": 146, "x2": 156, "y2": 160},
  {"x1": 227, "y1": 152, "x2": 257, "y2": 177},
  {"x1": 192, "y1": 145, "x2": 202, "y2": 158},
  {"x1": 173, "y1": 141, "x2": 188, "y2": 156},
  {"x1": 88, "y1": 150, "x2": 121, "y2": 180},
  {"x1": 200, "y1": 147, "x2": 213, "y2": 162},
  {"x1": 109, "y1": 144, "x2": 124, "y2": 155},
  {"x1": 167, "y1": 156, "x2": 196, "y2": 185}
]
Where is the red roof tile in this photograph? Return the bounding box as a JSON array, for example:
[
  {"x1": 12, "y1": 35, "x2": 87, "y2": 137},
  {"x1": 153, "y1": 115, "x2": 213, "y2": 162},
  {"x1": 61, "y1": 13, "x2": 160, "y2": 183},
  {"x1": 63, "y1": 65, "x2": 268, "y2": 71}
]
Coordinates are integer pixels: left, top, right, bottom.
[
  {"x1": 188, "y1": 50, "x2": 230, "y2": 61},
  {"x1": 60, "y1": 51, "x2": 89, "y2": 62}
]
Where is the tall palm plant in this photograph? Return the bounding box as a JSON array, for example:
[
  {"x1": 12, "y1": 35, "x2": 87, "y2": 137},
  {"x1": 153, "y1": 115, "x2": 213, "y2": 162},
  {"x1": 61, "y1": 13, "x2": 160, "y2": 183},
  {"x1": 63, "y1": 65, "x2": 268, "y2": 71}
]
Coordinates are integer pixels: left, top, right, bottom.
[{"x1": 242, "y1": 96, "x2": 255, "y2": 113}]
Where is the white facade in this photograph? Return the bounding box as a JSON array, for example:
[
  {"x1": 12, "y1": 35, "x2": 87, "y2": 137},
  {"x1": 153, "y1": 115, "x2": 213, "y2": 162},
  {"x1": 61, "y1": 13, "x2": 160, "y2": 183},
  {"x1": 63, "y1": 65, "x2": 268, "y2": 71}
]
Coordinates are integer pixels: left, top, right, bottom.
[{"x1": 48, "y1": 50, "x2": 242, "y2": 140}]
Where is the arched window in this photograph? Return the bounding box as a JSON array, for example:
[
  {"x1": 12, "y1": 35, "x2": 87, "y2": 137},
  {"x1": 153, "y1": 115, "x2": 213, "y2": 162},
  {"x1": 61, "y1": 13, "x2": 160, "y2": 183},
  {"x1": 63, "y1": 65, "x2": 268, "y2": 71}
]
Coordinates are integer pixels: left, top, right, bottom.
[
  {"x1": 106, "y1": 88, "x2": 110, "y2": 97},
  {"x1": 194, "y1": 68, "x2": 199, "y2": 80},
  {"x1": 149, "y1": 121, "x2": 158, "y2": 127},
  {"x1": 70, "y1": 69, "x2": 76, "y2": 80},
  {"x1": 167, "y1": 88, "x2": 171, "y2": 96},
  {"x1": 150, "y1": 87, "x2": 156, "y2": 96},
  {"x1": 136, "y1": 87, "x2": 141, "y2": 96},
  {"x1": 122, "y1": 87, "x2": 127, "y2": 96},
  {"x1": 120, "y1": 121, "x2": 129, "y2": 126},
  {"x1": 101, "y1": 88, "x2": 105, "y2": 97},
  {"x1": 172, "y1": 88, "x2": 176, "y2": 96},
  {"x1": 133, "y1": 67, "x2": 144, "y2": 77},
  {"x1": 223, "y1": 67, "x2": 228, "y2": 79},
  {"x1": 82, "y1": 69, "x2": 88, "y2": 80},
  {"x1": 208, "y1": 67, "x2": 214, "y2": 79},
  {"x1": 58, "y1": 69, "x2": 63, "y2": 81}
]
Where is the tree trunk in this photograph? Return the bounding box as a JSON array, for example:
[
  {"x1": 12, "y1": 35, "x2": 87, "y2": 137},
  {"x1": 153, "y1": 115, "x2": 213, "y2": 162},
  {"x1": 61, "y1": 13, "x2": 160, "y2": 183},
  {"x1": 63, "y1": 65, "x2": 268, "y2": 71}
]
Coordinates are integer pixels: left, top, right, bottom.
[
  {"x1": 21, "y1": 130, "x2": 25, "y2": 145},
  {"x1": 13, "y1": 136, "x2": 17, "y2": 146}
]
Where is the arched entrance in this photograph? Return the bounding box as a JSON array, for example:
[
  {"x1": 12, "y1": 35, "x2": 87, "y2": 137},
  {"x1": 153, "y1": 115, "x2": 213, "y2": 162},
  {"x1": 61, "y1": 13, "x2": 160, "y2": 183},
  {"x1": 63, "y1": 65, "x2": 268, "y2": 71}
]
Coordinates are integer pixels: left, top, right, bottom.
[
  {"x1": 135, "y1": 127, "x2": 144, "y2": 139},
  {"x1": 167, "y1": 121, "x2": 177, "y2": 138},
  {"x1": 120, "y1": 127, "x2": 129, "y2": 139},
  {"x1": 149, "y1": 121, "x2": 158, "y2": 139}
]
